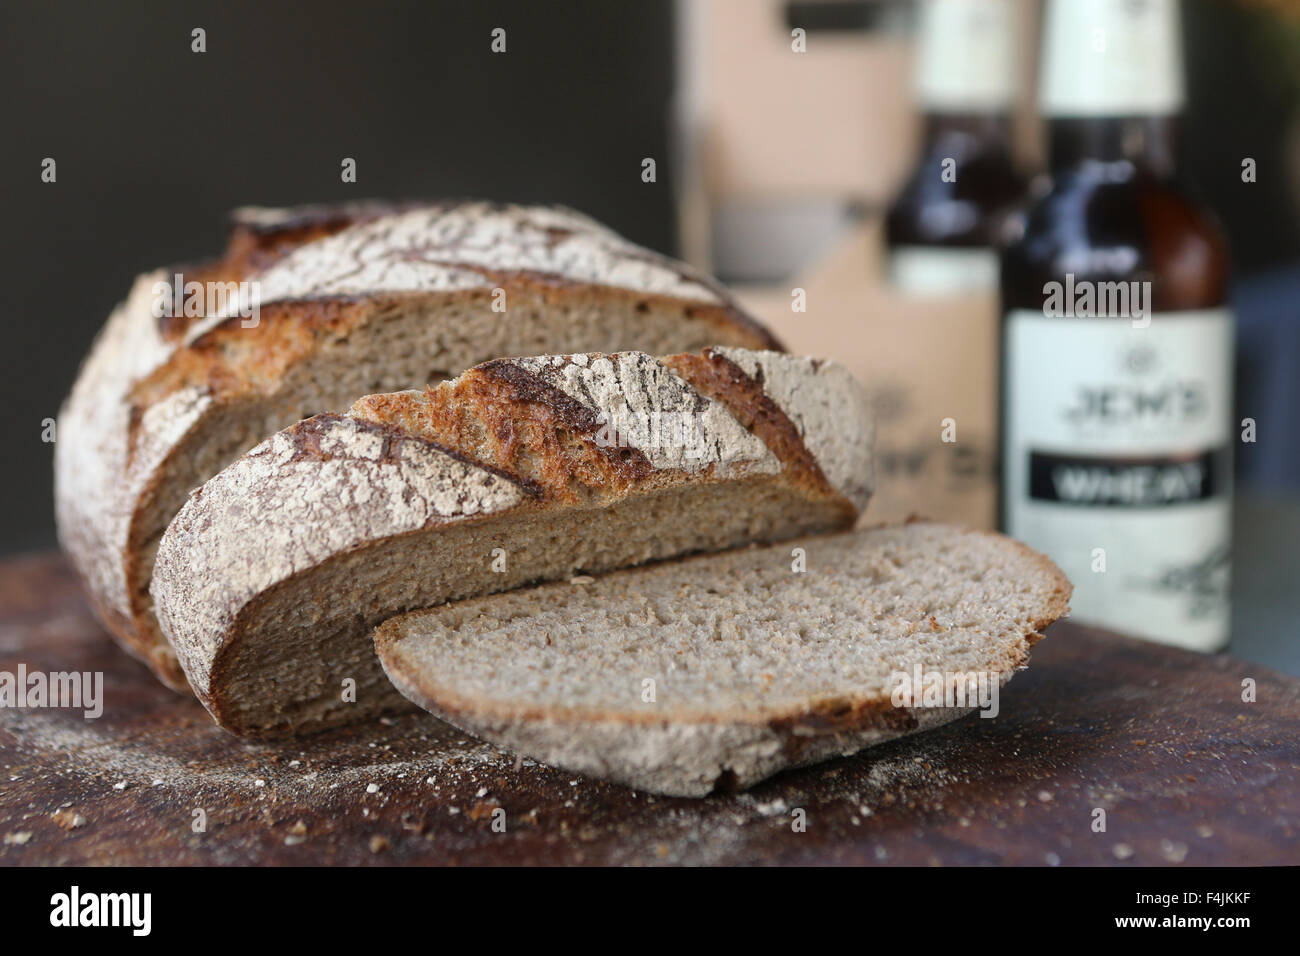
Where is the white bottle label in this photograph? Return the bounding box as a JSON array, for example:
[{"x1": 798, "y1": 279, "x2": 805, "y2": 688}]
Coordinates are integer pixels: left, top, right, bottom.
[
  {"x1": 889, "y1": 246, "x2": 999, "y2": 295},
  {"x1": 1039, "y1": 0, "x2": 1185, "y2": 117},
  {"x1": 915, "y1": 0, "x2": 1020, "y2": 112},
  {"x1": 1002, "y1": 308, "x2": 1233, "y2": 651}
]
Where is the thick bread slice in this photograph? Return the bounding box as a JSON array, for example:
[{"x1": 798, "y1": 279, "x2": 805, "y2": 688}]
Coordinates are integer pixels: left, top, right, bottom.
[
  {"x1": 55, "y1": 201, "x2": 779, "y2": 688},
  {"x1": 375, "y1": 523, "x2": 1071, "y2": 797},
  {"x1": 151, "y1": 347, "x2": 872, "y2": 737}
]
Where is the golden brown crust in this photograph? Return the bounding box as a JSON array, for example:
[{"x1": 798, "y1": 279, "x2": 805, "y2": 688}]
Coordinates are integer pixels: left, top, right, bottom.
[
  {"x1": 351, "y1": 367, "x2": 652, "y2": 500},
  {"x1": 132, "y1": 200, "x2": 780, "y2": 419},
  {"x1": 154, "y1": 202, "x2": 402, "y2": 343},
  {"x1": 129, "y1": 198, "x2": 783, "y2": 447},
  {"x1": 131, "y1": 284, "x2": 775, "y2": 420},
  {"x1": 350, "y1": 349, "x2": 850, "y2": 508},
  {"x1": 666, "y1": 348, "x2": 850, "y2": 514}
]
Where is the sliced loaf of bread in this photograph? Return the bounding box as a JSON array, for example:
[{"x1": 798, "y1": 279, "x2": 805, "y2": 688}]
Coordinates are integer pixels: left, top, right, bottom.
[
  {"x1": 152, "y1": 347, "x2": 872, "y2": 737},
  {"x1": 56, "y1": 200, "x2": 778, "y2": 689},
  {"x1": 375, "y1": 523, "x2": 1071, "y2": 797}
]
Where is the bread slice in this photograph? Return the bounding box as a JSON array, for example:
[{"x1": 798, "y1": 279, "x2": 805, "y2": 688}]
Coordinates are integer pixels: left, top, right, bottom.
[
  {"x1": 375, "y1": 523, "x2": 1071, "y2": 797},
  {"x1": 151, "y1": 346, "x2": 873, "y2": 737},
  {"x1": 55, "y1": 201, "x2": 779, "y2": 689}
]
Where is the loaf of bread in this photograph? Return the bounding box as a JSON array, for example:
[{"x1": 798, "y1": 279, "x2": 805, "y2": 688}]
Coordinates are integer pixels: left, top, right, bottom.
[
  {"x1": 151, "y1": 346, "x2": 874, "y2": 737},
  {"x1": 375, "y1": 523, "x2": 1071, "y2": 796},
  {"x1": 55, "y1": 201, "x2": 779, "y2": 688}
]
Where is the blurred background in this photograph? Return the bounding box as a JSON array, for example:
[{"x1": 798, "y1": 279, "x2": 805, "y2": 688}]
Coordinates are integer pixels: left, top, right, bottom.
[{"x1": 2, "y1": 0, "x2": 1297, "y2": 668}]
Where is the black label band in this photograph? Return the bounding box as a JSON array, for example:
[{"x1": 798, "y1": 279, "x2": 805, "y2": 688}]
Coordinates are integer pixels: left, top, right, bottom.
[{"x1": 1028, "y1": 449, "x2": 1227, "y2": 508}]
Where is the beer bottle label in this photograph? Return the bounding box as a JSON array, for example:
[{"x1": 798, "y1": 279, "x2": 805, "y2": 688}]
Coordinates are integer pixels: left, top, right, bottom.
[
  {"x1": 1002, "y1": 307, "x2": 1233, "y2": 650},
  {"x1": 915, "y1": 0, "x2": 1019, "y2": 113},
  {"x1": 888, "y1": 247, "x2": 999, "y2": 295},
  {"x1": 1040, "y1": 0, "x2": 1184, "y2": 117}
]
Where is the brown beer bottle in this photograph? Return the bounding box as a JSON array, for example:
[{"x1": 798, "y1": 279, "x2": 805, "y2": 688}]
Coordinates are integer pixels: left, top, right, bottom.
[
  {"x1": 1000, "y1": 0, "x2": 1234, "y2": 650},
  {"x1": 886, "y1": 0, "x2": 1026, "y2": 294}
]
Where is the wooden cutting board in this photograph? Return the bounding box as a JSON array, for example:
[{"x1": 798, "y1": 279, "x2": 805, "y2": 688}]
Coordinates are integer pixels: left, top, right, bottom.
[{"x1": 0, "y1": 553, "x2": 1296, "y2": 866}]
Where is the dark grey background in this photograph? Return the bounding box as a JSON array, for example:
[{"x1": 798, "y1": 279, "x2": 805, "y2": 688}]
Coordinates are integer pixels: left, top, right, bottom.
[
  {"x1": 3, "y1": 0, "x2": 1298, "y2": 554},
  {"x1": 0, "y1": 0, "x2": 678, "y2": 552}
]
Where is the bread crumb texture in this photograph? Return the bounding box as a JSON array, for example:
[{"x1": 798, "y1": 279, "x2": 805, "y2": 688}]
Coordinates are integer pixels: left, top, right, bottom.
[{"x1": 378, "y1": 523, "x2": 1071, "y2": 795}]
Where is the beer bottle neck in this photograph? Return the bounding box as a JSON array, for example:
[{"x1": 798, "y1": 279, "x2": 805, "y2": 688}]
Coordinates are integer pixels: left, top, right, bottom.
[
  {"x1": 1039, "y1": 0, "x2": 1185, "y2": 177},
  {"x1": 1047, "y1": 116, "x2": 1179, "y2": 178},
  {"x1": 921, "y1": 113, "x2": 1014, "y2": 157}
]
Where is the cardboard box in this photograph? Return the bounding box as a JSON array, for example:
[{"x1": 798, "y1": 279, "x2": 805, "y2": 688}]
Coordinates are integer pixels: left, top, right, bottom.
[
  {"x1": 734, "y1": 219, "x2": 1001, "y2": 529},
  {"x1": 678, "y1": 0, "x2": 915, "y2": 208},
  {"x1": 677, "y1": 0, "x2": 1041, "y2": 209}
]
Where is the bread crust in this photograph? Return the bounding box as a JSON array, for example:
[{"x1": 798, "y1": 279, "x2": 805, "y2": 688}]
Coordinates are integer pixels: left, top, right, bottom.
[
  {"x1": 56, "y1": 201, "x2": 780, "y2": 688},
  {"x1": 151, "y1": 347, "x2": 873, "y2": 734}
]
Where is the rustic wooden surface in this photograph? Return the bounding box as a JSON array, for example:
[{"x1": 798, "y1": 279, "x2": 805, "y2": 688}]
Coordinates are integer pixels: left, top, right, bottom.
[{"x1": 0, "y1": 552, "x2": 1296, "y2": 866}]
